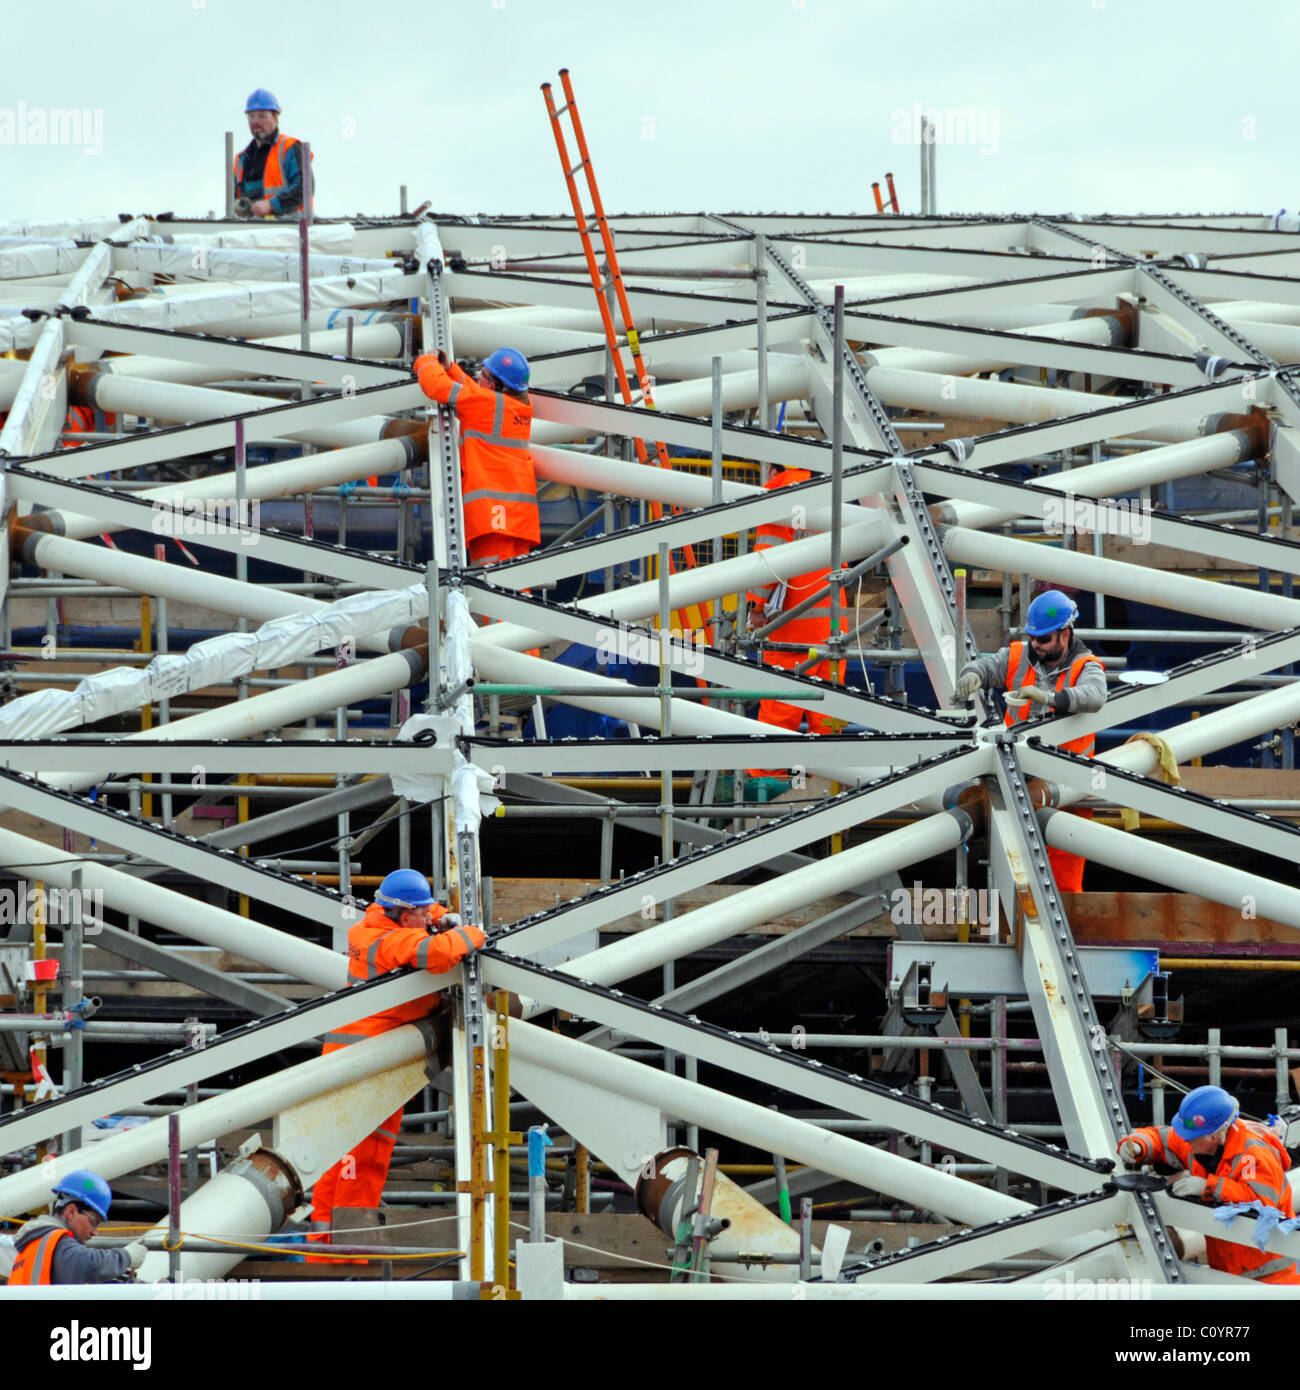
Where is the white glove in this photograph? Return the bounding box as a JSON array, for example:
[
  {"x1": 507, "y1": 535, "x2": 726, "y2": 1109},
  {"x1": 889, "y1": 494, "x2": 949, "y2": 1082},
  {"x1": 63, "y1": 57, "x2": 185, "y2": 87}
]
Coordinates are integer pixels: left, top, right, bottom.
[
  {"x1": 1117, "y1": 1135, "x2": 1149, "y2": 1166},
  {"x1": 438, "y1": 912, "x2": 462, "y2": 930},
  {"x1": 1009, "y1": 685, "x2": 1053, "y2": 707},
  {"x1": 1170, "y1": 1173, "x2": 1208, "y2": 1199},
  {"x1": 124, "y1": 1242, "x2": 148, "y2": 1270},
  {"x1": 955, "y1": 671, "x2": 981, "y2": 700}
]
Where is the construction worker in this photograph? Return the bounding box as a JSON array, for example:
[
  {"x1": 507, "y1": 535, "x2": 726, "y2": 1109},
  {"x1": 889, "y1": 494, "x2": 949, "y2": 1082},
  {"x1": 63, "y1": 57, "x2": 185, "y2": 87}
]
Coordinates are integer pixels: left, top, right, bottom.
[
  {"x1": 745, "y1": 466, "x2": 842, "y2": 787},
  {"x1": 233, "y1": 89, "x2": 312, "y2": 218},
  {"x1": 7, "y1": 1170, "x2": 146, "y2": 1284},
  {"x1": 955, "y1": 588, "x2": 1106, "y2": 891},
  {"x1": 308, "y1": 870, "x2": 485, "y2": 1257},
  {"x1": 1118, "y1": 1085, "x2": 1299, "y2": 1284},
  {"x1": 413, "y1": 347, "x2": 539, "y2": 566}
]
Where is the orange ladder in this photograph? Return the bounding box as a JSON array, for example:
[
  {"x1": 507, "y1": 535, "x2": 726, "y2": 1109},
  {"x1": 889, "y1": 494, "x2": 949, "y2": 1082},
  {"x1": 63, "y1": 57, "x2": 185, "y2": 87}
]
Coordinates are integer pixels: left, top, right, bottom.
[{"x1": 541, "y1": 68, "x2": 712, "y2": 642}]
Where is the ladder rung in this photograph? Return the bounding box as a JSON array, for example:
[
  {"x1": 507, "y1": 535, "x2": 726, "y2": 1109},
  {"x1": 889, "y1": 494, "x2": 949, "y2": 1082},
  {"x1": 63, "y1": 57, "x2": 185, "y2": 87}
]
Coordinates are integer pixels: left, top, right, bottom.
[
  {"x1": 568, "y1": 162, "x2": 585, "y2": 178},
  {"x1": 554, "y1": 102, "x2": 571, "y2": 118}
]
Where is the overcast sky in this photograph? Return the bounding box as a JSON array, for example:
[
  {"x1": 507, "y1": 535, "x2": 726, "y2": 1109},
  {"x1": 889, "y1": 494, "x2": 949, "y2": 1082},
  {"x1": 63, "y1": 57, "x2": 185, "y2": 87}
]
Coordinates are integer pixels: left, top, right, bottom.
[{"x1": 2, "y1": 0, "x2": 1297, "y2": 225}]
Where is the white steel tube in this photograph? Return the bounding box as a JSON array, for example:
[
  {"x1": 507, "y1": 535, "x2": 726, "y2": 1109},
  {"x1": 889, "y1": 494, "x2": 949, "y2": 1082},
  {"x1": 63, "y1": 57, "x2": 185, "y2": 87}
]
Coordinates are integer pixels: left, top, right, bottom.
[
  {"x1": 0, "y1": 1024, "x2": 426, "y2": 1218},
  {"x1": 42, "y1": 648, "x2": 426, "y2": 794},
  {"x1": 942, "y1": 526, "x2": 1300, "y2": 630},
  {"x1": 861, "y1": 314, "x2": 1119, "y2": 378},
  {"x1": 1043, "y1": 812, "x2": 1300, "y2": 930},
  {"x1": 939, "y1": 429, "x2": 1254, "y2": 532},
  {"x1": 557, "y1": 812, "x2": 967, "y2": 988},
  {"x1": 82, "y1": 374, "x2": 391, "y2": 450},
  {"x1": 0, "y1": 825, "x2": 345, "y2": 989},
  {"x1": 509, "y1": 1019, "x2": 1030, "y2": 1227},
  {"x1": 865, "y1": 365, "x2": 1202, "y2": 444},
  {"x1": 51, "y1": 435, "x2": 416, "y2": 542}
]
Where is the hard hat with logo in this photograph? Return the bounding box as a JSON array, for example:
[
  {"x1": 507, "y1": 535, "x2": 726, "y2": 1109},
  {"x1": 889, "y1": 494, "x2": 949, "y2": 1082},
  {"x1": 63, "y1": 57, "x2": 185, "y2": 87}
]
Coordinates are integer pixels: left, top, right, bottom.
[
  {"x1": 51, "y1": 1170, "x2": 112, "y2": 1221},
  {"x1": 375, "y1": 869, "x2": 436, "y2": 911},
  {"x1": 244, "y1": 88, "x2": 281, "y2": 114},
  {"x1": 1024, "y1": 589, "x2": 1079, "y2": 637},
  {"x1": 483, "y1": 348, "x2": 530, "y2": 392},
  {"x1": 1172, "y1": 1085, "x2": 1239, "y2": 1142}
]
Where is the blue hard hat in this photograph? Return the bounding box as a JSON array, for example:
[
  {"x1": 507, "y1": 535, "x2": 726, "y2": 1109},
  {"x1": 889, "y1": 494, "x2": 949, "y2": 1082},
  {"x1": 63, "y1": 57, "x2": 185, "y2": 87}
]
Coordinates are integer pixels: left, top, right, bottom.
[
  {"x1": 375, "y1": 869, "x2": 436, "y2": 911},
  {"x1": 52, "y1": 1170, "x2": 112, "y2": 1221},
  {"x1": 245, "y1": 88, "x2": 281, "y2": 114},
  {"x1": 1024, "y1": 589, "x2": 1079, "y2": 637},
  {"x1": 483, "y1": 347, "x2": 530, "y2": 392},
  {"x1": 1172, "y1": 1085, "x2": 1239, "y2": 1142}
]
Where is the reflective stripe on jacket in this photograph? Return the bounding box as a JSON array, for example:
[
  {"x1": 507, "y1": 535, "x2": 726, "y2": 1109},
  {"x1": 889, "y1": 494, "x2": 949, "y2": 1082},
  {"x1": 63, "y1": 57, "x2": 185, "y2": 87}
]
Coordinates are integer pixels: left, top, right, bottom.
[
  {"x1": 323, "y1": 901, "x2": 484, "y2": 1042},
  {"x1": 415, "y1": 356, "x2": 539, "y2": 547},
  {"x1": 7, "y1": 1225, "x2": 71, "y2": 1285},
  {"x1": 1128, "y1": 1120, "x2": 1299, "y2": 1282},
  {"x1": 1004, "y1": 639, "x2": 1103, "y2": 756}
]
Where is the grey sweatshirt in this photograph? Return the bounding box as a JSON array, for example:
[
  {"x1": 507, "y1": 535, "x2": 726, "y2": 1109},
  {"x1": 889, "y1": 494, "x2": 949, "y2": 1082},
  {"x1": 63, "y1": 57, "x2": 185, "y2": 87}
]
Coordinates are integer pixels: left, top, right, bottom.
[
  {"x1": 10, "y1": 1214, "x2": 131, "y2": 1283},
  {"x1": 959, "y1": 635, "x2": 1107, "y2": 719}
]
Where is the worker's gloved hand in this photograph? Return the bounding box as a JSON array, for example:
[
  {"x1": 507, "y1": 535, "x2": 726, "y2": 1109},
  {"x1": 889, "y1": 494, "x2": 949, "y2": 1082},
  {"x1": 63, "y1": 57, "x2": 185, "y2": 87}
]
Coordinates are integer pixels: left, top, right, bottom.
[
  {"x1": 1009, "y1": 685, "x2": 1052, "y2": 707},
  {"x1": 438, "y1": 912, "x2": 462, "y2": 930},
  {"x1": 124, "y1": 1242, "x2": 148, "y2": 1270},
  {"x1": 412, "y1": 353, "x2": 434, "y2": 376},
  {"x1": 955, "y1": 671, "x2": 982, "y2": 700},
  {"x1": 1169, "y1": 1172, "x2": 1208, "y2": 1199},
  {"x1": 435, "y1": 348, "x2": 450, "y2": 370},
  {"x1": 1117, "y1": 1135, "x2": 1150, "y2": 1166}
]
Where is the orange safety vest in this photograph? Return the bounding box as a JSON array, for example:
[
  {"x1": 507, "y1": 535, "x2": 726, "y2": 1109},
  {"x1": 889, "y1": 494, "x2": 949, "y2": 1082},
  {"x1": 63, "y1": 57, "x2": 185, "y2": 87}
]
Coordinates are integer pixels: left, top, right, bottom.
[
  {"x1": 1004, "y1": 640, "x2": 1103, "y2": 755},
  {"x1": 415, "y1": 356, "x2": 539, "y2": 548},
  {"x1": 318, "y1": 901, "x2": 481, "y2": 1049},
  {"x1": 7, "y1": 1225, "x2": 72, "y2": 1285},
  {"x1": 233, "y1": 134, "x2": 314, "y2": 210},
  {"x1": 1129, "y1": 1121, "x2": 1299, "y2": 1283}
]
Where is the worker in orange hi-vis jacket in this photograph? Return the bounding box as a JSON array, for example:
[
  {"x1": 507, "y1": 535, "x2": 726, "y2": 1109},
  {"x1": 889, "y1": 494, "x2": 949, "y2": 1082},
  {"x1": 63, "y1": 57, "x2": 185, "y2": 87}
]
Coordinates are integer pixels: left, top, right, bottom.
[
  {"x1": 307, "y1": 870, "x2": 484, "y2": 1260},
  {"x1": 414, "y1": 347, "x2": 539, "y2": 566},
  {"x1": 1117, "y1": 1085, "x2": 1300, "y2": 1284},
  {"x1": 745, "y1": 466, "x2": 842, "y2": 781}
]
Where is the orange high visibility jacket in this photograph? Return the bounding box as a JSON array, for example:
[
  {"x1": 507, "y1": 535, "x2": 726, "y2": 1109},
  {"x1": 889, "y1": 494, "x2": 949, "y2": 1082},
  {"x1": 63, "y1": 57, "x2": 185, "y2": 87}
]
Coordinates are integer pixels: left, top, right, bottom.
[
  {"x1": 320, "y1": 902, "x2": 485, "y2": 1047},
  {"x1": 746, "y1": 469, "x2": 833, "y2": 656},
  {"x1": 233, "y1": 134, "x2": 313, "y2": 213},
  {"x1": 414, "y1": 356, "x2": 539, "y2": 548},
  {"x1": 7, "y1": 1225, "x2": 72, "y2": 1285},
  {"x1": 1004, "y1": 640, "x2": 1104, "y2": 756},
  {"x1": 1126, "y1": 1120, "x2": 1299, "y2": 1282}
]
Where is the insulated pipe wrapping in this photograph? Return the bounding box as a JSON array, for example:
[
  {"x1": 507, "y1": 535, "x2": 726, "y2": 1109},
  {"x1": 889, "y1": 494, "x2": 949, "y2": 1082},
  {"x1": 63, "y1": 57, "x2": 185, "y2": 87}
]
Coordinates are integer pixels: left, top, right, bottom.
[
  {"x1": 39, "y1": 646, "x2": 427, "y2": 794},
  {"x1": 1040, "y1": 809, "x2": 1300, "y2": 930},
  {"x1": 0, "y1": 825, "x2": 345, "y2": 990},
  {"x1": 0, "y1": 1024, "x2": 431, "y2": 1218},
  {"x1": 555, "y1": 811, "x2": 971, "y2": 990}
]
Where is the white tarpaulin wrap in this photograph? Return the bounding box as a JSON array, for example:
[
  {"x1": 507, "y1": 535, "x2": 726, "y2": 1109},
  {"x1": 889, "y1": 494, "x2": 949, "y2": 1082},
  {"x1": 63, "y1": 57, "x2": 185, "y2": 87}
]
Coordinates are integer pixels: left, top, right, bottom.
[
  {"x1": 159, "y1": 224, "x2": 358, "y2": 252},
  {"x1": 121, "y1": 242, "x2": 394, "y2": 283},
  {"x1": 0, "y1": 242, "x2": 84, "y2": 279},
  {"x1": 0, "y1": 584, "x2": 426, "y2": 740},
  {"x1": 389, "y1": 714, "x2": 447, "y2": 805},
  {"x1": 443, "y1": 588, "x2": 491, "y2": 833},
  {"x1": 0, "y1": 219, "x2": 120, "y2": 241}
]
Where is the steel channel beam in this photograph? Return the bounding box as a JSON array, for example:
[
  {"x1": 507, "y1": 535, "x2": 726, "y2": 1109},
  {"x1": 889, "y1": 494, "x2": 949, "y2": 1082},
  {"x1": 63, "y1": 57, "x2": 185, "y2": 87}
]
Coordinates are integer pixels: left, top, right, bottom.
[
  {"x1": 467, "y1": 735, "x2": 968, "y2": 776},
  {"x1": 15, "y1": 378, "x2": 427, "y2": 481},
  {"x1": 0, "y1": 742, "x2": 451, "y2": 777},
  {"x1": 65, "y1": 319, "x2": 406, "y2": 390},
  {"x1": 464, "y1": 581, "x2": 956, "y2": 733},
  {"x1": 0, "y1": 767, "x2": 350, "y2": 930},
  {"x1": 846, "y1": 1190, "x2": 1132, "y2": 1284},
  {"x1": 889, "y1": 942, "x2": 1159, "y2": 999},
  {"x1": 6, "y1": 468, "x2": 418, "y2": 589},
  {"x1": 911, "y1": 461, "x2": 1300, "y2": 578},
  {"x1": 494, "y1": 747, "x2": 989, "y2": 954},
  {"x1": 484, "y1": 952, "x2": 1106, "y2": 1192},
  {"x1": 87, "y1": 921, "x2": 291, "y2": 1017},
  {"x1": 0, "y1": 967, "x2": 444, "y2": 1153},
  {"x1": 1019, "y1": 742, "x2": 1300, "y2": 867}
]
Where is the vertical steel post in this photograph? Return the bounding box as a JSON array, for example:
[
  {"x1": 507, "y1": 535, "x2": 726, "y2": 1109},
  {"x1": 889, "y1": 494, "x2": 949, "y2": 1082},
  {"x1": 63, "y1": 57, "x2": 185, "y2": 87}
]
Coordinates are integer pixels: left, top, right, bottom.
[
  {"x1": 60, "y1": 868, "x2": 84, "y2": 1155},
  {"x1": 799, "y1": 1197, "x2": 813, "y2": 1280},
  {"x1": 919, "y1": 118, "x2": 930, "y2": 214},
  {"x1": 711, "y1": 357, "x2": 725, "y2": 643},
  {"x1": 224, "y1": 132, "x2": 235, "y2": 218},
  {"x1": 167, "y1": 1112, "x2": 182, "y2": 1284},
  {"x1": 928, "y1": 130, "x2": 937, "y2": 215},
  {"x1": 400, "y1": 184, "x2": 408, "y2": 217},
  {"x1": 658, "y1": 542, "x2": 677, "y2": 1100},
  {"x1": 755, "y1": 233, "x2": 770, "y2": 430},
  {"x1": 830, "y1": 286, "x2": 846, "y2": 683},
  {"x1": 299, "y1": 142, "x2": 312, "y2": 353}
]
